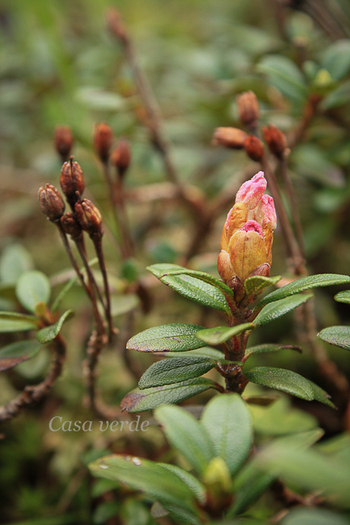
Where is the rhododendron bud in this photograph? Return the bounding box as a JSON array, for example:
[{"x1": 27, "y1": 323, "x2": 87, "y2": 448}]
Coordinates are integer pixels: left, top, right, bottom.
[{"x1": 218, "y1": 171, "x2": 276, "y2": 288}]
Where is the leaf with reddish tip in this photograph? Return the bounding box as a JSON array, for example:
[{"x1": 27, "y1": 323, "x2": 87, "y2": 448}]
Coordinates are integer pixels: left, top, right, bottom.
[{"x1": 0, "y1": 340, "x2": 40, "y2": 371}]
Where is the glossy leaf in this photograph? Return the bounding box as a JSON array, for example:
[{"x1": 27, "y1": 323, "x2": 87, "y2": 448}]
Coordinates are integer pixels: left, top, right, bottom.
[
  {"x1": 89, "y1": 455, "x2": 201, "y2": 522},
  {"x1": 138, "y1": 356, "x2": 215, "y2": 389},
  {"x1": 201, "y1": 394, "x2": 253, "y2": 475},
  {"x1": 258, "y1": 274, "x2": 350, "y2": 307},
  {"x1": 159, "y1": 463, "x2": 206, "y2": 504},
  {"x1": 16, "y1": 271, "x2": 51, "y2": 313},
  {"x1": 258, "y1": 54, "x2": 307, "y2": 104},
  {"x1": 121, "y1": 378, "x2": 215, "y2": 413},
  {"x1": 244, "y1": 275, "x2": 281, "y2": 297},
  {"x1": 196, "y1": 323, "x2": 254, "y2": 346},
  {"x1": 334, "y1": 290, "x2": 350, "y2": 304},
  {"x1": 126, "y1": 323, "x2": 206, "y2": 353},
  {"x1": 163, "y1": 347, "x2": 225, "y2": 360},
  {"x1": 244, "y1": 367, "x2": 334, "y2": 407},
  {"x1": 36, "y1": 310, "x2": 74, "y2": 344},
  {"x1": 148, "y1": 264, "x2": 230, "y2": 314},
  {"x1": 0, "y1": 340, "x2": 40, "y2": 371},
  {"x1": 318, "y1": 326, "x2": 350, "y2": 351},
  {"x1": 254, "y1": 293, "x2": 313, "y2": 326},
  {"x1": 0, "y1": 312, "x2": 38, "y2": 332},
  {"x1": 244, "y1": 344, "x2": 302, "y2": 360},
  {"x1": 155, "y1": 404, "x2": 214, "y2": 475}
]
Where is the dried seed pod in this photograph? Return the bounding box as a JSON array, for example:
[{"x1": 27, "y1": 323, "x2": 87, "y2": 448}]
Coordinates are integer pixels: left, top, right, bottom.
[
  {"x1": 60, "y1": 159, "x2": 85, "y2": 205},
  {"x1": 54, "y1": 126, "x2": 74, "y2": 162},
  {"x1": 93, "y1": 123, "x2": 113, "y2": 163},
  {"x1": 243, "y1": 135, "x2": 265, "y2": 162},
  {"x1": 60, "y1": 213, "x2": 82, "y2": 240},
  {"x1": 212, "y1": 127, "x2": 248, "y2": 149},
  {"x1": 75, "y1": 199, "x2": 103, "y2": 236},
  {"x1": 236, "y1": 91, "x2": 260, "y2": 128},
  {"x1": 110, "y1": 138, "x2": 131, "y2": 178},
  {"x1": 263, "y1": 124, "x2": 288, "y2": 158},
  {"x1": 38, "y1": 184, "x2": 65, "y2": 222}
]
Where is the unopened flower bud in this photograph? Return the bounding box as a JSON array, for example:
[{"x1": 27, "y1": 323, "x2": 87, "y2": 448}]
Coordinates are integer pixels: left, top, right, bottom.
[
  {"x1": 263, "y1": 124, "x2": 288, "y2": 158},
  {"x1": 111, "y1": 138, "x2": 131, "y2": 178},
  {"x1": 38, "y1": 184, "x2": 65, "y2": 222},
  {"x1": 106, "y1": 8, "x2": 128, "y2": 44},
  {"x1": 218, "y1": 171, "x2": 276, "y2": 287},
  {"x1": 212, "y1": 127, "x2": 248, "y2": 149},
  {"x1": 60, "y1": 213, "x2": 82, "y2": 240},
  {"x1": 54, "y1": 126, "x2": 74, "y2": 162},
  {"x1": 93, "y1": 123, "x2": 113, "y2": 163},
  {"x1": 60, "y1": 159, "x2": 85, "y2": 206},
  {"x1": 75, "y1": 199, "x2": 103, "y2": 236},
  {"x1": 237, "y1": 91, "x2": 260, "y2": 128},
  {"x1": 244, "y1": 135, "x2": 264, "y2": 162}
]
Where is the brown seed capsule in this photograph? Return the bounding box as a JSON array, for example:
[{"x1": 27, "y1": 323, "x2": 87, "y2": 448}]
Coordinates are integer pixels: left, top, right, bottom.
[
  {"x1": 75, "y1": 199, "x2": 103, "y2": 236},
  {"x1": 262, "y1": 124, "x2": 288, "y2": 158},
  {"x1": 237, "y1": 91, "x2": 260, "y2": 128},
  {"x1": 60, "y1": 159, "x2": 85, "y2": 205},
  {"x1": 243, "y1": 136, "x2": 265, "y2": 162},
  {"x1": 106, "y1": 8, "x2": 128, "y2": 44},
  {"x1": 93, "y1": 123, "x2": 113, "y2": 163},
  {"x1": 110, "y1": 138, "x2": 131, "y2": 178},
  {"x1": 60, "y1": 213, "x2": 82, "y2": 240},
  {"x1": 212, "y1": 127, "x2": 248, "y2": 149},
  {"x1": 38, "y1": 184, "x2": 65, "y2": 222},
  {"x1": 54, "y1": 126, "x2": 74, "y2": 162}
]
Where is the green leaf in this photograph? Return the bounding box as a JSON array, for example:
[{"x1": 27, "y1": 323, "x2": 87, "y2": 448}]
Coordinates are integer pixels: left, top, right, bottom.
[
  {"x1": 254, "y1": 293, "x2": 313, "y2": 326},
  {"x1": 148, "y1": 264, "x2": 230, "y2": 314},
  {"x1": 281, "y1": 507, "x2": 350, "y2": 525},
  {"x1": 244, "y1": 275, "x2": 281, "y2": 297},
  {"x1": 258, "y1": 274, "x2": 350, "y2": 307},
  {"x1": 15, "y1": 271, "x2": 51, "y2": 313},
  {"x1": 258, "y1": 54, "x2": 307, "y2": 104},
  {"x1": 0, "y1": 340, "x2": 40, "y2": 371},
  {"x1": 196, "y1": 323, "x2": 254, "y2": 346},
  {"x1": 138, "y1": 356, "x2": 215, "y2": 389},
  {"x1": 201, "y1": 394, "x2": 253, "y2": 475},
  {"x1": 334, "y1": 290, "x2": 350, "y2": 304},
  {"x1": 36, "y1": 310, "x2": 74, "y2": 344},
  {"x1": 155, "y1": 404, "x2": 214, "y2": 475},
  {"x1": 244, "y1": 367, "x2": 334, "y2": 407},
  {"x1": 120, "y1": 378, "x2": 215, "y2": 413},
  {"x1": 126, "y1": 323, "x2": 206, "y2": 353},
  {"x1": 0, "y1": 312, "x2": 38, "y2": 332},
  {"x1": 321, "y1": 80, "x2": 350, "y2": 110},
  {"x1": 163, "y1": 347, "x2": 225, "y2": 360},
  {"x1": 111, "y1": 294, "x2": 140, "y2": 317},
  {"x1": 318, "y1": 326, "x2": 350, "y2": 352},
  {"x1": 244, "y1": 344, "x2": 302, "y2": 360},
  {"x1": 159, "y1": 463, "x2": 206, "y2": 504},
  {"x1": 229, "y1": 463, "x2": 274, "y2": 517},
  {"x1": 89, "y1": 455, "x2": 201, "y2": 523},
  {"x1": 322, "y1": 39, "x2": 350, "y2": 81},
  {"x1": 0, "y1": 244, "x2": 33, "y2": 283}
]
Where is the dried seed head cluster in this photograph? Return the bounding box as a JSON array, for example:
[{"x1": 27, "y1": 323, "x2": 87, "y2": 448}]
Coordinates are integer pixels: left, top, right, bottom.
[
  {"x1": 93, "y1": 123, "x2": 113, "y2": 163},
  {"x1": 38, "y1": 184, "x2": 65, "y2": 222},
  {"x1": 54, "y1": 126, "x2": 74, "y2": 162},
  {"x1": 60, "y1": 158, "x2": 85, "y2": 207},
  {"x1": 111, "y1": 138, "x2": 131, "y2": 178},
  {"x1": 236, "y1": 91, "x2": 260, "y2": 128},
  {"x1": 75, "y1": 199, "x2": 103, "y2": 237}
]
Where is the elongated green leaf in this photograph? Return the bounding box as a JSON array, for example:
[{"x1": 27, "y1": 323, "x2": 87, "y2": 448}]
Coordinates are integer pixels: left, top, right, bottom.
[
  {"x1": 0, "y1": 244, "x2": 33, "y2": 283},
  {"x1": 196, "y1": 323, "x2": 254, "y2": 346},
  {"x1": 148, "y1": 264, "x2": 230, "y2": 313},
  {"x1": 258, "y1": 274, "x2": 350, "y2": 307},
  {"x1": 244, "y1": 367, "x2": 334, "y2": 407},
  {"x1": 121, "y1": 378, "x2": 215, "y2": 413},
  {"x1": 258, "y1": 54, "x2": 307, "y2": 104},
  {"x1": 254, "y1": 293, "x2": 313, "y2": 326},
  {"x1": 244, "y1": 344, "x2": 302, "y2": 359},
  {"x1": 201, "y1": 394, "x2": 253, "y2": 475},
  {"x1": 0, "y1": 340, "x2": 40, "y2": 371},
  {"x1": 334, "y1": 290, "x2": 350, "y2": 304},
  {"x1": 138, "y1": 356, "x2": 215, "y2": 389},
  {"x1": 318, "y1": 326, "x2": 350, "y2": 351},
  {"x1": 126, "y1": 323, "x2": 206, "y2": 353},
  {"x1": 148, "y1": 263, "x2": 234, "y2": 298},
  {"x1": 244, "y1": 275, "x2": 281, "y2": 297},
  {"x1": 16, "y1": 271, "x2": 51, "y2": 313},
  {"x1": 229, "y1": 463, "x2": 274, "y2": 517},
  {"x1": 89, "y1": 455, "x2": 201, "y2": 521},
  {"x1": 163, "y1": 347, "x2": 225, "y2": 360},
  {"x1": 322, "y1": 39, "x2": 350, "y2": 81},
  {"x1": 155, "y1": 404, "x2": 214, "y2": 476},
  {"x1": 0, "y1": 312, "x2": 38, "y2": 332},
  {"x1": 159, "y1": 463, "x2": 206, "y2": 504},
  {"x1": 282, "y1": 507, "x2": 350, "y2": 525},
  {"x1": 36, "y1": 310, "x2": 74, "y2": 344}
]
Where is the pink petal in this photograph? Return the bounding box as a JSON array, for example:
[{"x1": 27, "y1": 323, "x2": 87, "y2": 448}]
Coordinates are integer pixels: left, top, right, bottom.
[
  {"x1": 235, "y1": 171, "x2": 266, "y2": 209},
  {"x1": 239, "y1": 219, "x2": 263, "y2": 237}
]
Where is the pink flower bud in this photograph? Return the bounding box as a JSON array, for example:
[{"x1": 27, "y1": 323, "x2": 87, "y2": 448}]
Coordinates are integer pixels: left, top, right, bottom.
[{"x1": 218, "y1": 172, "x2": 276, "y2": 285}]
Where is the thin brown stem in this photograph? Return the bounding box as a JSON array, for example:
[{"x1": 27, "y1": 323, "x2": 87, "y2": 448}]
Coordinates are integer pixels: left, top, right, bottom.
[{"x1": 0, "y1": 335, "x2": 66, "y2": 422}]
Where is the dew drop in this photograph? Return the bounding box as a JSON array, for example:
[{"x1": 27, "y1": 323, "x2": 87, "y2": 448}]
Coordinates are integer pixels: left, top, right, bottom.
[
  {"x1": 132, "y1": 457, "x2": 142, "y2": 466},
  {"x1": 100, "y1": 464, "x2": 109, "y2": 469}
]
